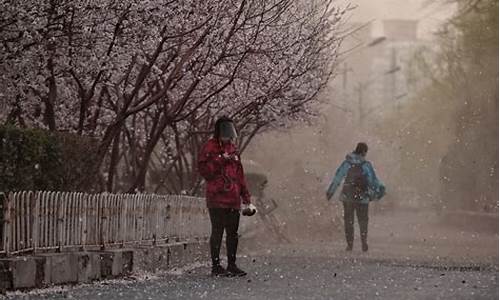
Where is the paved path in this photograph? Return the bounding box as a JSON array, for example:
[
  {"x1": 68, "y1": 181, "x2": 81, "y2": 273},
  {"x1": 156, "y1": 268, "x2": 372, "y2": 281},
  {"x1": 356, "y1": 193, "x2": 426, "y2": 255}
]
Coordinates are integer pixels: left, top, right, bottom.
[
  {"x1": 4, "y1": 255, "x2": 497, "y2": 300},
  {"x1": 3, "y1": 210, "x2": 498, "y2": 299}
]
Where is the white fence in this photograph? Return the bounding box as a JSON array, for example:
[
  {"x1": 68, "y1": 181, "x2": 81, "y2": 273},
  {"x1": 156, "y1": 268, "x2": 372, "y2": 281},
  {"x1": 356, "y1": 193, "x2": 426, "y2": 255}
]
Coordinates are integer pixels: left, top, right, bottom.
[{"x1": 1, "y1": 191, "x2": 210, "y2": 255}]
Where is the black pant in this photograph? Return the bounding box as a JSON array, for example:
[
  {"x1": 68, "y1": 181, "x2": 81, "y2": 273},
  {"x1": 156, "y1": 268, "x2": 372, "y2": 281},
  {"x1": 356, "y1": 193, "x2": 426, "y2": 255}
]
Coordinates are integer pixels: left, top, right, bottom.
[
  {"x1": 208, "y1": 208, "x2": 240, "y2": 267},
  {"x1": 342, "y1": 202, "x2": 369, "y2": 247}
]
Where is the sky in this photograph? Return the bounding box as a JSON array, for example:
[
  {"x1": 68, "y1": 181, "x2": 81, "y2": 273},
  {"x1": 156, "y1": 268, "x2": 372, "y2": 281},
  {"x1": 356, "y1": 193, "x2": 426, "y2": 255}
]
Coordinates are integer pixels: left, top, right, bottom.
[{"x1": 338, "y1": 0, "x2": 456, "y2": 40}]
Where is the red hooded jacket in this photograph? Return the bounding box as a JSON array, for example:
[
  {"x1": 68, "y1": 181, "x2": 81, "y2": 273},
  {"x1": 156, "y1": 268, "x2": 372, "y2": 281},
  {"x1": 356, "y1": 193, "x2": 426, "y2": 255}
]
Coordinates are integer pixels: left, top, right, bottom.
[{"x1": 198, "y1": 138, "x2": 251, "y2": 209}]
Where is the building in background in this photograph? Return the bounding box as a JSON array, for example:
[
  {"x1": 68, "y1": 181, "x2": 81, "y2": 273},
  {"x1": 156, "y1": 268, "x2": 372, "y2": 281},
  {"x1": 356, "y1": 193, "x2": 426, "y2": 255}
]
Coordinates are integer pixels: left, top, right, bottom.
[{"x1": 331, "y1": 19, "x2": 427, "y2": 124}]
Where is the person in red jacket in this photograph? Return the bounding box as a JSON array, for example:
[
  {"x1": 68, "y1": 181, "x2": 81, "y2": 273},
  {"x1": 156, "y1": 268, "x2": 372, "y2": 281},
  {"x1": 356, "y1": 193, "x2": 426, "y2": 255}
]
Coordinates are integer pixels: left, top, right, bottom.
[{"x1": 198, "y1": 116, "x2": 251, "y2": 277}]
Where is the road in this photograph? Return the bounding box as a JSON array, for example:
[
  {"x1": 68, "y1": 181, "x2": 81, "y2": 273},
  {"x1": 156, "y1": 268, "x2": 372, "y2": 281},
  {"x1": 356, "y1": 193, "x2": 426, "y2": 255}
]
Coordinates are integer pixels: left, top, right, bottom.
[
  {"x1": 4, "y1": 255, "x2": 497, "y2": 300},
  {"x1": 3, "y1": 209, "x2": 498, "y2": 299}
]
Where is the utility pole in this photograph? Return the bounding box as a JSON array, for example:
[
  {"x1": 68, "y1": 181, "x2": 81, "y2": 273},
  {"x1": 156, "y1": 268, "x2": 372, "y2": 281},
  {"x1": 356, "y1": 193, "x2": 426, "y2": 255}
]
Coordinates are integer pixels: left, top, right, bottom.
[
  {"x1": 342, "y1": 62, "x2": 348, "y2": 90},
  {"x1": 390, "y1": 47, "x2": 398, "y2": 112},
  {"x1": 339, "y1": 62, "x2": 353, "y2": 91},
  {"x1": 337, "y1": 36, "x2": 387, "y2": 125},
  {"x1": 355, "y1": 82, "x2": 364, "y2": 127}
]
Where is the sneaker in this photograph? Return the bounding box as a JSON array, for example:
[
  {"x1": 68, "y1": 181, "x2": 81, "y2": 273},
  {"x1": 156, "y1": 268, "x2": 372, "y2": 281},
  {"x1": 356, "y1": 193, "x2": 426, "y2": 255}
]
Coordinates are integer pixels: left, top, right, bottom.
[
  {"x1": 226, "y1": 264, "x2": 247, "y2": 277},
  {"x1": 211, "y1": 265, "x2": 229, "y2": 277},
  {"x1": 362, "y1": 243, "x2": 368, "y2": 252},
  {"x1": 345, "y1": 244, "x2": 353, "y2": 251}
]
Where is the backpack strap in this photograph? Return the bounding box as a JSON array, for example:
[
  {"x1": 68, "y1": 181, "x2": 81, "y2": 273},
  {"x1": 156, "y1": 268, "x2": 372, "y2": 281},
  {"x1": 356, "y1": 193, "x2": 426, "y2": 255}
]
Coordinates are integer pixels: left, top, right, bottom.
[{"x1": 348, "y1": 160, "x2": 366, "y2": 168}]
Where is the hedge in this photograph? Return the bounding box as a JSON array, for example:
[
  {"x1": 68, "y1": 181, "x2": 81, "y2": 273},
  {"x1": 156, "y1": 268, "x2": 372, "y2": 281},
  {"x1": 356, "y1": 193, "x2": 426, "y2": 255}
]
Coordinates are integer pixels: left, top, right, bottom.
[{"x1": 0, "y1": 125, "x2": 98, "y2": 192}]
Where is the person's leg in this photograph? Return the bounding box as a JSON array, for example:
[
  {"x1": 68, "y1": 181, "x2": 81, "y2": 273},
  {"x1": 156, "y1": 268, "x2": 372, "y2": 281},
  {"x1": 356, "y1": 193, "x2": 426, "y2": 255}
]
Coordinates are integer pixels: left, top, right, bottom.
[
  {"x1": 224, "y1": 208, "x2": 246, "y2": 276},
  {"x1": 343, "y1": 201, "x2": 355, "y2": 251},
  {"x1": 356, "y1": 203, "x2": 369, "y2": 252},
  {"x1": 225, "y1": 208, "x2": 240, "y2": 266},
  {"x1": 208, "y1": 208, "x2": 227, "y2": 275}
]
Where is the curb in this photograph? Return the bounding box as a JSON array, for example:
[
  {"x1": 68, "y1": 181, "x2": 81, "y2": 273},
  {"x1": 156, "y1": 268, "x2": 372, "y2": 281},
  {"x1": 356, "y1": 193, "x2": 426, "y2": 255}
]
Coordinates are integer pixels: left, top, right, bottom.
[{"x1": 0, "y1": 240, "x2": 209, "y2": 292}]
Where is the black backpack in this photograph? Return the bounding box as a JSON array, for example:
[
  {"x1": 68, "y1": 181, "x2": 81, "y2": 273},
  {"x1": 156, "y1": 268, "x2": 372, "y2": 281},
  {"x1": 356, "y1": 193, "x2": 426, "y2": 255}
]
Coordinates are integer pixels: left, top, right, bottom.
[{"x1": 341, "y1": 162, "x2": 368, "y2": 200}]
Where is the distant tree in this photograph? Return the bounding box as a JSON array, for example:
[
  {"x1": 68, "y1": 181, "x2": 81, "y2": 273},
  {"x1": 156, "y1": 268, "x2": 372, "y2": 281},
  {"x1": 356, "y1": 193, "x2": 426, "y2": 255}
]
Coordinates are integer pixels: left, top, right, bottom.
[{"x1": 379, "y1": 0, "x2": 498, "y2": 211}]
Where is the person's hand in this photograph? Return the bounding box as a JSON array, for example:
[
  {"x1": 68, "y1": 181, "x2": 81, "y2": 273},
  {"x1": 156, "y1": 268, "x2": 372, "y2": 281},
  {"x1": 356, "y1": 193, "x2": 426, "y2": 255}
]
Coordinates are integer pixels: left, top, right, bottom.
[
  {"x1": 377, "y1": 185, "x2": 386, "y2": 199},
  {"x1": 222, "y1": 152, "x2": 232, "y2": 160},
  {"x1": 242, "y1": 203, "x2": 257, "y2": 216}
]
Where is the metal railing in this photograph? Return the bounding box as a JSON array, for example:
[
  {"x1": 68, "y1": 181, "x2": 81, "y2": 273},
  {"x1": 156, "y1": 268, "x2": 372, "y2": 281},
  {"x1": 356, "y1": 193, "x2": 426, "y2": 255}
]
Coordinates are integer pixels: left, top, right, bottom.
[{"x1": 0, "y1": 191, "x2": 209, "y2": 255}]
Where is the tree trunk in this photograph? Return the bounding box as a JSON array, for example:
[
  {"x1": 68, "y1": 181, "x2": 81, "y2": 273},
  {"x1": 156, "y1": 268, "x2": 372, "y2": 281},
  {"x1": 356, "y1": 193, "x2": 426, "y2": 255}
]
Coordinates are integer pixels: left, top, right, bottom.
[
  {"x1": 44, "y1": 57, "x2": 57, "y2": 131},
  {"x1": 106, "y1": 130, "x2": 121, "y2": 192}
]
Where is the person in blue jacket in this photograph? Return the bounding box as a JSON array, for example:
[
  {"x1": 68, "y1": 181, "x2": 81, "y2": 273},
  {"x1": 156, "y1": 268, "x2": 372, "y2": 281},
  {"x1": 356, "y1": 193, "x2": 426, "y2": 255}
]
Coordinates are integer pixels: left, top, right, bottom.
[{"x1": 326, "y1": 142, "x2": 385, "y2": 252}]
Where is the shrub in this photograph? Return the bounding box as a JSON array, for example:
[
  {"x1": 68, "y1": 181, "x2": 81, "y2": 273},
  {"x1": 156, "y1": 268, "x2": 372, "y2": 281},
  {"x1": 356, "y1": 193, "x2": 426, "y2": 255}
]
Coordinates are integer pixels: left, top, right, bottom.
[{"x1": 0, "y1": 125, "x2": 98, "y2": 192}]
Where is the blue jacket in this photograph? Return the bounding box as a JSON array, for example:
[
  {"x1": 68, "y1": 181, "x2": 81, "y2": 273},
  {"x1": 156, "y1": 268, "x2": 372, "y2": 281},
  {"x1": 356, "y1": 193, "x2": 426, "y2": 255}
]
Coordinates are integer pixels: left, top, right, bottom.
[{"x1": 326, "y1": 153, "x2": 385, "y2": 204}]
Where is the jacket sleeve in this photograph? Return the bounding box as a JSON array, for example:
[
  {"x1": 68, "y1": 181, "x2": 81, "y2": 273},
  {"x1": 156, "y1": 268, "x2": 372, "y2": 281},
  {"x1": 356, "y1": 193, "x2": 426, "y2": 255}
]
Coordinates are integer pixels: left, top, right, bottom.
[
  {"x1": 197, "y1": 142, "x2": 223, "y2": 181},
  {"x1": 326, "y1": 160, "x2": 350, "y2": 200},
  {"x1": 364, "y1": 162, "x2": 385, "y2": 200},
  {"x1": 238, "y1": 158, "x2": 251, "y2": 205}
]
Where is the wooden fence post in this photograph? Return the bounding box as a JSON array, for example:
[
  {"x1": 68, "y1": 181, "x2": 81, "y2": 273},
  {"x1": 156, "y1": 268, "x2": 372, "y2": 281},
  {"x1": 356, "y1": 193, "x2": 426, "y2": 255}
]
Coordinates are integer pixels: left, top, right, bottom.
[
  {"x1": 139, "y1": 194, "x2": 145, "y2": 245},
  {"x1": 153, "y1": 195, "x2": 159, "y2": 246},
  {"x1": 91, "y1": 194, "x2": 98, "y2": 248},
  {"x1": 31, "y1": 192, "x2": 39, "y2": 254},
  {"x1": 119, "y1": 194, "x2": 126, "y2": 248},
  {"x1": 100, "y1": 194, "x2": 107, "y2": 250},
  {"x1": 3, "y1": 193, "x2": 12, "y2": 256},
  {"x1": 178, "y1": 196, "x2": 183, "y2": 242},
  {"x1": 57, "y1": 192, "x2": 64, "y2": 252},
  {"x1": 16, "y1": 192, "x2": 23, "y2": 253},
  {"x1": 0, "y1": 193, "x2": 4, "y2": 253},
  {"x1": 81, "y1": 193, "x2": 88, "y2": 251},
  {"x1": 133, "y1": 194, "x2": 138, "y2": 245}
]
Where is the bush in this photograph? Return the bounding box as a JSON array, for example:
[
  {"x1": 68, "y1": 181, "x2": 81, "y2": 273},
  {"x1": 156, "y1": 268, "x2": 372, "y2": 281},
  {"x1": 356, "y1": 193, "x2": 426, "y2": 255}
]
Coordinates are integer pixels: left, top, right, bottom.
[{"x1": 0, "y1": 125, "x2": 98, "y2": 192}]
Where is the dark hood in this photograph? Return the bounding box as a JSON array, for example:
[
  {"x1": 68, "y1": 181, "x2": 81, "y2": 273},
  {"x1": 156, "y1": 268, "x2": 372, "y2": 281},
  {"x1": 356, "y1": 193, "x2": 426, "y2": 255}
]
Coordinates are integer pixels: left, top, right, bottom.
[{"x1": 346, "y1": 152, "x2": 366, "y2": 164}]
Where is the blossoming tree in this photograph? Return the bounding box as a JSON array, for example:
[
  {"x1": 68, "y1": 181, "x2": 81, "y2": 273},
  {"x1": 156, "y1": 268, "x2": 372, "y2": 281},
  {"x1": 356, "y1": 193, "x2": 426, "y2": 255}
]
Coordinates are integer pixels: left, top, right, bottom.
[{"x1": 1, "y1": 0, "x2": 346, "y2": 193}]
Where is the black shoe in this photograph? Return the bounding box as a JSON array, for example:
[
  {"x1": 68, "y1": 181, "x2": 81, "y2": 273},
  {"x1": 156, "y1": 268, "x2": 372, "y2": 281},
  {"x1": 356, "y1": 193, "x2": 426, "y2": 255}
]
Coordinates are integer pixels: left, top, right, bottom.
[
  {"x1": 362, "y1": 243, "x2": 368, "y2": 252},
  {"x1": 346, "y1": 244, "x2": 353, "y2": 251},
  {"x1": 227, "y1": 264, "x2": 247, "y2": 277},
  {"x1": 211, "y1": 265, "x2": 229, "y2": 277}
]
